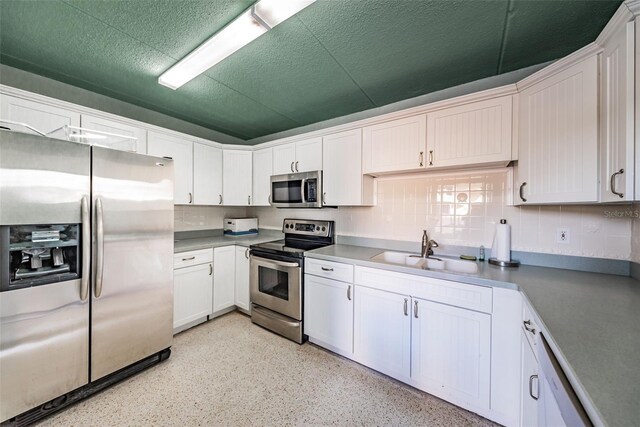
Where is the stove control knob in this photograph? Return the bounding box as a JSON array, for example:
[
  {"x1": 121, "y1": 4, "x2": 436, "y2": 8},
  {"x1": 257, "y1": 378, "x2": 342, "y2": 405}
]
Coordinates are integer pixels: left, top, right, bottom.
[
  {"x1": 322, "y1": 226, "x2": 326, "y2": 231},
  {"x1": 316, "y1": 226, "x2": 320, "y2": 231}
]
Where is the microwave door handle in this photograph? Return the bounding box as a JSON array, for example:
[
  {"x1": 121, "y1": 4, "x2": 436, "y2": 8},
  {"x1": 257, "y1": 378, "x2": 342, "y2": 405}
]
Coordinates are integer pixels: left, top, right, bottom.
[{"x1": 300, "y1": 178, "x2": 307, "y2": 203}]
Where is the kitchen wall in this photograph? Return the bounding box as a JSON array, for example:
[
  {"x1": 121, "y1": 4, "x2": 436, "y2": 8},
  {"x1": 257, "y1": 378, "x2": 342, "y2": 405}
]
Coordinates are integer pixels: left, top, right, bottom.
[
  {"x1": 174, "y1": 205, "x2": 246, "y2": 232},
  {"x1": 632, "y1": 203, "x2": 640, "y2": 264},
  {"x1": 248, "y1": 169, "x2": 634, "y2": 261}
]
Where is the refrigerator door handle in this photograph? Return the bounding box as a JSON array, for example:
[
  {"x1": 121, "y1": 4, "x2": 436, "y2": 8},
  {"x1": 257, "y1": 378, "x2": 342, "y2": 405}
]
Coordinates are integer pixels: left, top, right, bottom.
[
  {"x1": 95, "y1": 197, "x2": 105, "y2": 298},
  {"x1": 80, "y1": 196, "x2": 90, "y2": 301}
]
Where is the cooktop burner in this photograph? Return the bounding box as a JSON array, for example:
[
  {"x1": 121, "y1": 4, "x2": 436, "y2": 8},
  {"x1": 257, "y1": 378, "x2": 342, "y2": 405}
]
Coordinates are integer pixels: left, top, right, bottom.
[{"x1": 250, "y1": 219, "x2": 335, "y2": 259}]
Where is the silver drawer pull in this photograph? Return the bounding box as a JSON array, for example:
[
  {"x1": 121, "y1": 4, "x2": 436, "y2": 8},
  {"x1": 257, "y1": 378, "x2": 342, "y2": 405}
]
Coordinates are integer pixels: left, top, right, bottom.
[
  {"x1": 321, "y1": 267, "x2": 333, "y2": 271},
  {"x1": 529, "y1": 375, "x2": 539, "y2": 400},
  {"x1": 523, "y1": 319, "x2": 536, "y2": 334},
  {"x1": 182, "y1": 256, "x2": 196, "y2": 261}
]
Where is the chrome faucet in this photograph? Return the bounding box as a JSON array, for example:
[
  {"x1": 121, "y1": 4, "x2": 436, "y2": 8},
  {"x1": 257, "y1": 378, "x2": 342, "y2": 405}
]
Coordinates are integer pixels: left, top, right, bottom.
[{"x1": 421, "y1": 229, "x2": 439, "y2": 257}]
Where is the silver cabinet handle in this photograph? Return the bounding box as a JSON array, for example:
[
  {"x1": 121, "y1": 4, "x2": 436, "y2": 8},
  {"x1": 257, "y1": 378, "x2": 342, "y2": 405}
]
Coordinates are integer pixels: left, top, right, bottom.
[
  {"x1": 248, "y1": 195, "x2": 251, "y2": 205},
  {"x1": 403, "y1": 298, "x2": 408, "y2": 316},
  {"x1": 419, "y1": 151, "x2": 424, "y2": 167},
  {"x1": 219, "y1": 194, "x2": 222, "y2": 205},
  {"x1": 347, "y1": 285, "x2": 352, "y2": 301},
  {"x1": 268, "y1": 194, "x2": 271, "y2": 204},
  {"x1": 95, "y1": 197, "x2": 105, "y2": 298},
  {"x1": 428, "y1": 150, "x2": 434, "y2": 166},
  {"x1": 182, "y1": 256, "x2": 196, "y2": 261},
  {"x1": 322, "y1": 192, "x2": 326, "y2": 205},
  {"x1": 519, "y1": 182, "x2": 527, "y2": 202},
  {"x1": 290, "y1": 162, "x2": 295, "y2": 172},
  {"x1": 321, "y1": 267, "x2": 333, "y2": 271},
  {"x1": 209, "y1": 264, "x2": 213, "y2": 276},
  {"x1": 414, "y1": 300, "x2": 418, "y2": 318},
  {"x1": 523, "y1": 319, "x2": 536, "y2": 335},
  {"x1": 611, "y1": 169, "x2": 624, "y2": 198},
  {"x1": 80, "y1": 196, "x2": 90, "y2": 301},
  {"x1": 245, "y1": 248, "x2": 249, "y2": 259},
  {"x1": 529, "y1": 375, "x2": 539, "y2": 400},
  {"x1": 188, "y1": 192, "x2": 193, "y2": 204},
  {"x1": 295, "y1": 161, "x2": 299, "y2": 172}
]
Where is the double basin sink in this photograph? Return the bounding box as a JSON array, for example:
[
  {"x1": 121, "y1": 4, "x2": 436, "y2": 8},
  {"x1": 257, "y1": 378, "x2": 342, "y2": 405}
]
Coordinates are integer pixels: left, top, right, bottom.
[{"x1": 370, "y1": 251, "x2": 478, "y2": 274}]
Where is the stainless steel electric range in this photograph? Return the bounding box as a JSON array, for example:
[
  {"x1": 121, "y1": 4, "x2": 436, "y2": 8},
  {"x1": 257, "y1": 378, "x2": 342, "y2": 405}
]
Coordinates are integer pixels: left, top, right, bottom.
[{"x1": 249, "y1": 219, "x2": 335, "y2": 344}]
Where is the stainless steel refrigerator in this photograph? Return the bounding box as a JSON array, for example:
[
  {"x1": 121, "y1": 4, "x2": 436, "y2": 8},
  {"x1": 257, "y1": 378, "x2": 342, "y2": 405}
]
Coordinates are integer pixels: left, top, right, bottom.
[{"x1": 0, "y1": 130, "x2": 174, "y2": 424}]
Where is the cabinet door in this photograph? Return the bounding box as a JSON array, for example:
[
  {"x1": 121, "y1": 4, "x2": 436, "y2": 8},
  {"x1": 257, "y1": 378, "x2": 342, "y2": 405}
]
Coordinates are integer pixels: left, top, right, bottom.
[
  {"x1": 81, "y1": 114, "x2": 147, "y2": 153},
  {"x1": 252, "y1": 147, "x2": 273, "y2": 206},
  {"x1": 322, "y1": 129, "x2": 371, "y2": 206},
  {"x1": 516, "y1": 56, "x2": 598, "y2": 204},
  {"x1": 193, "y1": 143, "x2": 223, "y2": 205},
  {"x1": 521, "y1": 331, "x2": 539, "y2": 427},
  {"x1": 147, "y1": 132, "x2": 193, "y2": 205},
  {"x1": 222, "y1": 150, "x2": 252, "y2": 206},
  {"x1": 213, "y1": 246, "x2": 236, "y2": 313},
  {"x1": 173, "y1": 263, "x2": 213, "y2": 330},
  {"x1": 353, "y1": 286, "x2": 411, "y2": 381},
  {"x1": 411, "y1": 298, "x2": 491, "y2": 410},
  {"x1": 304, "y1": 275, "x2": 353, "y2": 355},
  {"x1": 295, "y1": 137, "x2": 323, "y2": 172},
  {"x1": 600, "y1": 20, "x2": 635, "y2": 202},
  {"x1": 272, "y1": 143, "x2": 296, "y2": 175},
  {"x1": 426, "y1": 96, "x2": 512, "y2": 168},
  {"x1": 234, "y1": 246, "x2": 251, "y2": 311},
  {"x1": 363, "y1": 114, "x2": 426, "y2": 174},
  {"x1": 0, "y1": 94, "x2": 80, "y2": 137}
]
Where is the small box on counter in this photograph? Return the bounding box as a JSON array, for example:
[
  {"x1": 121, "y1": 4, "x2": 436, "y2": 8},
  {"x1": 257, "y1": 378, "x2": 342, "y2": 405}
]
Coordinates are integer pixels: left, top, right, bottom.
[{"x1": 223, "y1": 218, "x2": 258, "y2": 236}]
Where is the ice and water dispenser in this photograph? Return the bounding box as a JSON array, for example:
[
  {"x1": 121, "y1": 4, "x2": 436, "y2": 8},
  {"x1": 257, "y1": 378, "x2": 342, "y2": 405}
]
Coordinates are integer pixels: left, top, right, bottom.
[{"x1": 0, "y1": 224, "x2": 82, "y2": 292}]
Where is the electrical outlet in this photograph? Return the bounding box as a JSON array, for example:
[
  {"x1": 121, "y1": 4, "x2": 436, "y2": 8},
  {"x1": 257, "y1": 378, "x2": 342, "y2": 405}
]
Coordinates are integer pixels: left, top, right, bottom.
[{"x1": 556, "y1": 228, "x2": 570, "y2": 244}]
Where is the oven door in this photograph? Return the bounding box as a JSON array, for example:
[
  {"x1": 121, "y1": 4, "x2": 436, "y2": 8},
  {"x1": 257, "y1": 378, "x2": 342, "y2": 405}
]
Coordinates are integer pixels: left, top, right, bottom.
[{"x1": 250, "y1": 254, "x2": 302, "y2": 320}]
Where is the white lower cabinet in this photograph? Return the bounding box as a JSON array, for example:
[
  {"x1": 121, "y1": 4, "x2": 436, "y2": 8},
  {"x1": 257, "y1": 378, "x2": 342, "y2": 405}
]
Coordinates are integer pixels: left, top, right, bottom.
[
  {"x1": 173, "y1": 250, "x2": 213, "y2": 333},
  {"x1": 353, "y1": 286, "x2": 411, "y2": 381},
  {"x1": 520, "y1": 330, "x2": 539, "y2": 427},
  {"x1": 235, "y1": 246, "x2": 250, "y2": 312},
  {"x1": 304, "y1": 274, "x2": 353, "y2": 356},
  {"x1": 213, "y1": 246, "x2": 236, "y2": 314},
  {"x1": 411, "y1": 297, "x2": 491, "y2": 410}
]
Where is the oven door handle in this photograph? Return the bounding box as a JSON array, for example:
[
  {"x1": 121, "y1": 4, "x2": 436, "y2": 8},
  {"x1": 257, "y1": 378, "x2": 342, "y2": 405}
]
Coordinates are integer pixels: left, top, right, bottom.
[
  {"x1": 252, "y1": 304, "x2": 300, "y2": 327},
  {"x1": 252, "y1": 256, "x2": 301, "y2": 269},
  {"x1": 300, "y1": 178, "x2": 307, "y2": 203}
]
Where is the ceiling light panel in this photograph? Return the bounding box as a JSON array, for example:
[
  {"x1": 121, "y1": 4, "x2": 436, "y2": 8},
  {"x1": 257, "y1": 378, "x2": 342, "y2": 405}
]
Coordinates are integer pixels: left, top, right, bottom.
[{"x1": 158, "y1": 0, "x2": 316, "y2": 90}]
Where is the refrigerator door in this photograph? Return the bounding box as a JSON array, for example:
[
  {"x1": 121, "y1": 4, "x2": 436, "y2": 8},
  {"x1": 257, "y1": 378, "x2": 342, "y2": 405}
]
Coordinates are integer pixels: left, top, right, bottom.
[
  {"x1": 90, "y1": 147, "x2": 173, "y2": 381},
  {"x1": 0, "y1": 131, "x2": 90, "y2": 422}
]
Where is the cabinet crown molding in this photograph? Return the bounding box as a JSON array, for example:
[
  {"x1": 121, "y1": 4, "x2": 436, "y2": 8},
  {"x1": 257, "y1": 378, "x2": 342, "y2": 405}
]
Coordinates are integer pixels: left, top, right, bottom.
[
  {"x1": 625, "y1": 0, "x2": 640, "y2": 16},
  {"x1": 595, "y1": 1, "x2": 637, "y2": 46},
  {"x1": 516, "y1": 43, "x2": 602, "y2": 92}
]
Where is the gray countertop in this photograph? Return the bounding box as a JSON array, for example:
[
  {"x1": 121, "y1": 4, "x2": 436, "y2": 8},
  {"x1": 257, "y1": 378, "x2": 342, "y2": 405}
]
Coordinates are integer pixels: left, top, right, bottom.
[
  {"x1": 305, "y1": 244, "x2": 640, "y2": 427},
  {"x1": 174, "y1": 230, "x2": 283, "y2": 253}
]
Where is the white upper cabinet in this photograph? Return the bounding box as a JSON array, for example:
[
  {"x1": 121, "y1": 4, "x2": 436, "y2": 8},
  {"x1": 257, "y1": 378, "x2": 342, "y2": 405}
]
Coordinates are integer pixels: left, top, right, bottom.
[
  {"x1": 362, "y1": 114, "x2": 427, "y2": 175},
  {"x1": 322, "y1": 129, "x2": 375, "y2": 206},
  {"x1": 294, "y1": 137, "x2": 323, "y2": 172},
  {"x1": 515, "y1": 55, "x2": 599, "y2": 204},
  {"x1": 147, "y1": 131, "x2": 194, "y2": 205},
  {"x1": 0, "y1": 94, "x2": 80, "y2": 138},
  {"x1": 600, "y1": 20, "x2": 635, "y2": 202},
  {"x1": 272, "y1": 137, "x2": 322, "y2": 175},
  {"x1": 426, "y1": 96, "x2": 513, "y2": 169},
  {"x1": 272, "y1": 142, "x2": 296, "y2": 175},
  {"x1": 193, "y1": 143, "x2": 223, "y2": 206},
  {"x1": 252, "y1": 147, "x2": 273, "y2": 206},
  {"x1": 223, "y1": 150, "x2": 253, "y2": 206},
  {"x1": 81, "y1": 114, "x2": 147, "y2": 153}
]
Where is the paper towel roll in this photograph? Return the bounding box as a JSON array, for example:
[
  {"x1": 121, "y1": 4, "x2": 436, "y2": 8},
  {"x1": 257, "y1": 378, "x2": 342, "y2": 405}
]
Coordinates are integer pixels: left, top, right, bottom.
[{"x1": 492, "y1": 219, "x2": 511, "y2": 262}]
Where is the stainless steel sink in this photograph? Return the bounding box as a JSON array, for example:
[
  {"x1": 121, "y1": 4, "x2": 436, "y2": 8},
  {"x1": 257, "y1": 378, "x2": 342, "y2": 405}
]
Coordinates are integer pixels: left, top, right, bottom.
[{"x1": 370, "y1": 251, "x2": 478, "y2": 274}]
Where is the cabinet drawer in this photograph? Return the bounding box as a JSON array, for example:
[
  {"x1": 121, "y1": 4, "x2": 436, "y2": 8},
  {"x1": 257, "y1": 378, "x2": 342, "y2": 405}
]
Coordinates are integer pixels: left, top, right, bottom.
[
  {"x1": 355, "y1": 266, "x2": 492, "y2": 314},
  {"x1": 305, "y1": 258, "x2": 354, "y2": 283},
  {"x1": 174, "y1": 248, "x2": 213, "y2": 269},
  {"x1": 522, "y1": 299, "x2": 540, "y2": 351}
]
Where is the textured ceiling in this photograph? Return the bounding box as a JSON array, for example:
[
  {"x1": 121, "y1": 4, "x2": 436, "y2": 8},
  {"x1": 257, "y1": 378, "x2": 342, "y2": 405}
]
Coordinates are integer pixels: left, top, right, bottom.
[{"x1": 0, "y1": 0, "x2": 622, "y2": 141}]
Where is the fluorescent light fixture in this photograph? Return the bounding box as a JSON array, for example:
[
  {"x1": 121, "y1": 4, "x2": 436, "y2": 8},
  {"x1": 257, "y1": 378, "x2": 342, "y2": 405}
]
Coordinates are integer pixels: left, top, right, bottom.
[{"x1": 158, "y1": 0, "x2": 316, "y2": 90}]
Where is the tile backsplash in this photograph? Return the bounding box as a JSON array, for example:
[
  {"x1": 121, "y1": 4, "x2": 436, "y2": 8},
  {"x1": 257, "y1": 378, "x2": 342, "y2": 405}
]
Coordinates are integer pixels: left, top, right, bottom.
[
  {"x1": 174, "y1": 205, "x2": 246, "y2": 232},
  {"x1": 248, "y1": 170, "x2": 634, "y2": 261},
  {"x1": 632, "y1": 204, "x2": 640, "y2": 264}
]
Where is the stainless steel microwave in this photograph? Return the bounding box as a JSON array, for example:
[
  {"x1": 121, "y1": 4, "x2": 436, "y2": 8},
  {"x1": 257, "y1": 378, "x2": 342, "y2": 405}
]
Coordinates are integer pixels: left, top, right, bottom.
[{"x1": 270, "y1": 171, "x2": 322, "y2": 208}]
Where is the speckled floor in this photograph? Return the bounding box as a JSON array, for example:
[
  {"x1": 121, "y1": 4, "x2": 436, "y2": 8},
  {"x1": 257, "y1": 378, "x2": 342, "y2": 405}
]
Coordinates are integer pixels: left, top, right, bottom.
[{"x1": 38, "y1": 312, "x2": 497, "y2": 426}]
